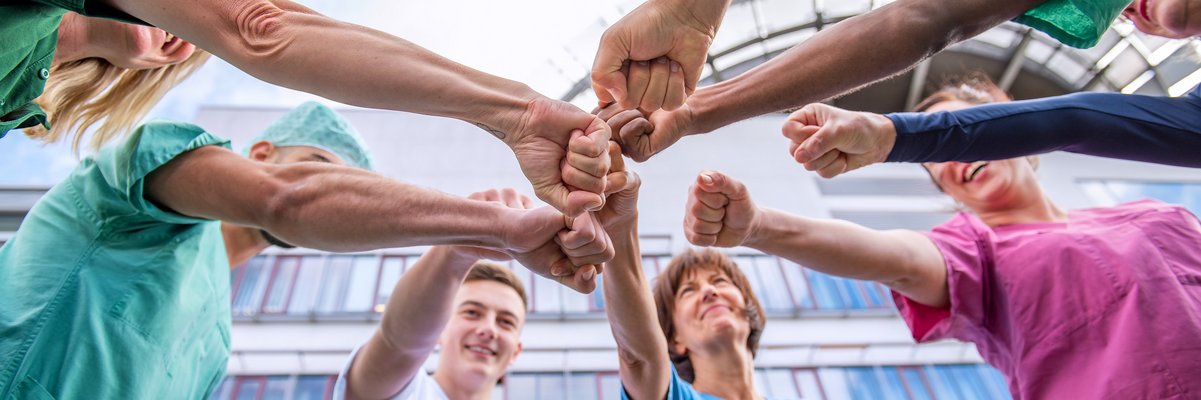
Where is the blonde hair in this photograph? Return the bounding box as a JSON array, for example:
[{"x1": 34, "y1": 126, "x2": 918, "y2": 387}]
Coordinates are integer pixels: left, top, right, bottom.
[{"x1": 24, "y1": 49, "x2": 211, "y2": 153}]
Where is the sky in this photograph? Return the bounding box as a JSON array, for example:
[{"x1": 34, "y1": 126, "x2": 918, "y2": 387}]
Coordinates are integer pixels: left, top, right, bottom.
[{"x1": 0, "y1": 0, "x2": 636, "y2": 186}]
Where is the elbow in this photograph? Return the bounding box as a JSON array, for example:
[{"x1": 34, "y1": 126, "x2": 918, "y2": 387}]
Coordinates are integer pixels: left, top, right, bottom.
[
  {"x1": 227, "y1": 1, "x2": 296, "y2": 62},
  {"x1": 258, "y1": 166, "x2": 314, "y2": 232}
]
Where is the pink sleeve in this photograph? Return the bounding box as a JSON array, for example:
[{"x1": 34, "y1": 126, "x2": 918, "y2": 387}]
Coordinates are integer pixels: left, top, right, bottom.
[{"x1": 891, "y1": 213, "x2": 994, "y2": 343}]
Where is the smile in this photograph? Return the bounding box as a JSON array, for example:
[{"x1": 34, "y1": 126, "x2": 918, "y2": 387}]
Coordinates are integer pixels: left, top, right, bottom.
[
  {"x1": 963, "y1": 162, "x2": 988, "y2": 183},
  {"x1": 465, "y1": 345, "x2": 497, "y2": 357}
]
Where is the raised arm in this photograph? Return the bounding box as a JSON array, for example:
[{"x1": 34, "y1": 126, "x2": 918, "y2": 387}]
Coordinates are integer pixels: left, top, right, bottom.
[
  {"x1": 344, "y1": 245, "x2": 483, "y2": 400},
  {"x1": 684, "y1": 170, "x2": 949, "y2": 308},
  {"x1": 592, "y1": 140, "x2": 672, "y2": 399},
  {"x1": 104, "y1": 0, "x2": 610, "y2": 217},
  {"x1": 608, "y1": 0, "x2": 1046, "y2": 161}
]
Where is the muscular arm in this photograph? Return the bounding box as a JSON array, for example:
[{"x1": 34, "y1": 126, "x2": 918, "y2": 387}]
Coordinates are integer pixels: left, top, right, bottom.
[
  {"x1": 345, "y1": 246, "x2": 476, "y2": 400},
  {"x1": 747, "y1": 208, "x2": 949, "y2": 308},
  {"x1": 602, "y1": 225, "x2": 672, "y2": 400},
  {"x1": 684, "y1": 0, "x2": 1046, "y2": 134},
  {"x1": 144, "y1": 146, "x2": 530, "y2": 252},
  {"x1": 104, "y1": 0, "x2": 535, "y2": 136},
  {"x1": 886, "y1": 90, "x2": 1201, "y2": 167}
]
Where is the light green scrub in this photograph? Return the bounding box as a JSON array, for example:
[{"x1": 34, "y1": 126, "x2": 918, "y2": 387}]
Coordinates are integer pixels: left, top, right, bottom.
[
  {"x1": 0, "y1": 0, "x2": 140, "y2": 137},
  {"x1": 0, "y1": 121, "x2": 232, "y2": 399},
  {"x1": 1017, "y1": 0, "x2": 1133, "y2": 48}
]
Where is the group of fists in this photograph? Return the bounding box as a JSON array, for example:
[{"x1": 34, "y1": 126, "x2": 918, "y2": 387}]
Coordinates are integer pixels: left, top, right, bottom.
[{"x1": 481, "y1": 0, "x2": 906, "y2": 293}]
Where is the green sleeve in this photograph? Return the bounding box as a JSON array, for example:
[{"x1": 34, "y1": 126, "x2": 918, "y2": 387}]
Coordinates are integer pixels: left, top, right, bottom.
[
  {"x1": 26, "y1": 0, "x2": 145, "y2": 24},
  {"x1": 90, "y1": 121, "x2": 232, "y2": 227},
  {"x1": 1015, "y1": 0, "x2": 1131, "y2": 49}
]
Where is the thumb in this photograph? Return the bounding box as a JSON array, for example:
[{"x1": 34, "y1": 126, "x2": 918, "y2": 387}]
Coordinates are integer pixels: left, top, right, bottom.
[
  {"x1": 592, "y1": 39, "x2": 630, "y2": 107},
  {"x1": 695, "y1": 170, "x2": 745, "y2": 198},
  {"x1": 796, "y1": 126, "x2": 846, "y2": 163}
]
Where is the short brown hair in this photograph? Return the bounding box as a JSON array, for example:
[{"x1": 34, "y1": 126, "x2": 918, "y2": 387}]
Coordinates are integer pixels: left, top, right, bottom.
[
  {"x1": 652, "y1": 248, "x2": 766, "y2": 383},
  {"x1": 913, "y1": 73, "x2": 1011, "y2": 112},
  {"x1": 464, "y1": 261, "x2": 529, "y2": 313}
]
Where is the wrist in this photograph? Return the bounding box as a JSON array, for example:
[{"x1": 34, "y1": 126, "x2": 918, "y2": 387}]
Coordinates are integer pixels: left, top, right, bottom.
[
  {"x1": 655, "y1": 0, "x2": 731, "y2": 31},
  {"x1": 870, "y1": 113, "x2": 898, "y2": 164},
  {"x1": 741, "y1": 207, "x2": 771, "y2": 248},
  {"x1": 466, "y1": 83, "x2": 541, "y2": 144}
]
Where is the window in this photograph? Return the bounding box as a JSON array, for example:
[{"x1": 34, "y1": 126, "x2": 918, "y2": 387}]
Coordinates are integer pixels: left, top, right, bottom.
[{"x1": 286, "y1": 257, "x2": 327, "y2": 316}]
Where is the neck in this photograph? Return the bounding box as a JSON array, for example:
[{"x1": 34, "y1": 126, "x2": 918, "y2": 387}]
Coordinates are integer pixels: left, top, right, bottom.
[
  {"x1": 688, "y1": 344, "x2": 760, "y2": 400},
  {"x1": 52, "y1": 12, "x2": 95, "y2": 66},
  {"x1": 432, "y1": 368, "x2": 496, "y2": 400},
  {"x1": 975, "y1": 188, "x2": 1068, "y2": 228},
  {"x1": 221, "y1": 223, "x2": 270, "y2": 267}
]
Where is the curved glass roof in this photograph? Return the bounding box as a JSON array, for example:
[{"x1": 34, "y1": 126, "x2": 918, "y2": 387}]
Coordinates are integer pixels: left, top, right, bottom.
[{"x1": 542, "y1": 0, "x2": 1201, "y2": 113}]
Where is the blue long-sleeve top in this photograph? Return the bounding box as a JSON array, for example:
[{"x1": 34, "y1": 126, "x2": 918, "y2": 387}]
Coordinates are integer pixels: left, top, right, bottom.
[{"x1": 885, "y1": 85, "x2": 1201, "y2": 167}]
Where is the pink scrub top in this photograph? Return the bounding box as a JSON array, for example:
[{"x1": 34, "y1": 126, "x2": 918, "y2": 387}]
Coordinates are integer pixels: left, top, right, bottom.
[{"x1": 893, "y1": 199, "x2": 1201, "y2": 399}]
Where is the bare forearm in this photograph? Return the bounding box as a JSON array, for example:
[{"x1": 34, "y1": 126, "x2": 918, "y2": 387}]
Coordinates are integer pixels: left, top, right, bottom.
[
  {"x1": 602, "y1": 224, "x2": 671, "y2": 398},
  {"x1": 258, "y1": 165, "x2": 515, "y2": 252},
  {"x1": 745, "y1": 207, "x2": 946, "y2": 305},
  {"x1": 351, "y1": 247, "x2": 475, "y2": 399},
  {"x1": 110, "y1": 0, "x2": 538, "y2": 135},
  {"x1": 687, "y1": 0, "x2": 1037, "y2": 134}
]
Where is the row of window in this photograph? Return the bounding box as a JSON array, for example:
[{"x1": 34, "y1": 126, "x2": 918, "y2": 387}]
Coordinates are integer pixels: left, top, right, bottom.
[
  {"x1": 209, "y1": 364, "x2": 1010, "y2": 400},
  {"x1": 229, "y1": 252, "x2": 897, "y2": 319}
]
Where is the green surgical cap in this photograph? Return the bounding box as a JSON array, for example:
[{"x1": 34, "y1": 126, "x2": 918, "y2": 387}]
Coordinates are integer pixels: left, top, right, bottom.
[{"x1": 245, "y1": 101, "x2": 375, "y2": 170}]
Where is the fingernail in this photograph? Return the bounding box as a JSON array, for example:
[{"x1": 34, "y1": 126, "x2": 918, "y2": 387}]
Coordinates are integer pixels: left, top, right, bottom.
[
  {"x1": 655, "y1": 57, "x2": 668, "y2": 64},
  {"x1": 583, "y1": 267, "x2": 596, "y2": 281},
  {"x1": 552, "y1": 264, "x2": 565, "y2": 276},
  {"x1": 700, "y1": 173, "x2": 714, "y2": 185},
  {"x1": 671, "y1": 61, "x2": 681, "y2": 73},
  {"x1": 635, "y1": 60, "x2": 649, "y2": 66}
]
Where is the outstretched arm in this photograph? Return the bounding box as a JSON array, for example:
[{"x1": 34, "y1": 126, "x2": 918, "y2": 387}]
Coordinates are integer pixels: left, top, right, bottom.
[
  {"x1": 686, "y1": 0, "x2": 1046, "y2": 134},
  {"x1": 105, "y1": 0, "x2": 611, "y2": 217},
  {"x1": 684, "y1": 170, "x2": 949, "y2": 308}
]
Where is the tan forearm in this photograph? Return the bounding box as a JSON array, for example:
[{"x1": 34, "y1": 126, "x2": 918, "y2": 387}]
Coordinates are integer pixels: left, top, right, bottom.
[
  {"x1": 602, "y1": 225, "x2": 671, "y2": 399},
  {"x1": 108, "y1": 0, "x2": 539, "y2": 136},
  {"x1": 745, "y1": 207, "x2": 948, "y2": 306},
  {"x1": 687, "y1": 0, "x2": 1042, "y2": 134}
]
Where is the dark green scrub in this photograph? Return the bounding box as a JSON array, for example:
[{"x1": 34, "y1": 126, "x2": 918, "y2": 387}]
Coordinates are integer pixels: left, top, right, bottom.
[
  {"x1": 0, "y1": 121, "x2": 233, "y2": 399},
  {"x1": 1018, "y1": 0, "x2": 1133, "y2": 48},
  {"x1": 0, "y1": 0, "x2": 137, "y2": 137}
]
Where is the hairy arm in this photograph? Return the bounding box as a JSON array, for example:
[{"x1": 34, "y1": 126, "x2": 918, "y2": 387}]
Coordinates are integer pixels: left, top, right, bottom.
[
  {"x1": 602, "y1": 225, "x2": 672, "y2": 399},
  {"x1": 685, "y1": 0, "x2": 1046, "y2": 134},
  {"x1": 144, "y1": 146, "x2": 528, "y2": 252},
  {"x1": 747, "y1": 208, "x2": 949, "y2": 308},
  {"x1": 345, "y1": 246, "x2": 476, "y2": 400}
]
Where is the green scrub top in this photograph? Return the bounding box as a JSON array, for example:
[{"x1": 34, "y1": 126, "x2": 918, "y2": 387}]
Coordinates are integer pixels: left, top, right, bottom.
[
  {"x1": 0, "y1": 0, "x2": 139, "y2": 137},
  {"x1": 0, "y1": 121, "x2": 233, "y2": 399},
  {"x1": 1017, "y1": 0, "x2": 1132, "y2": 48}
]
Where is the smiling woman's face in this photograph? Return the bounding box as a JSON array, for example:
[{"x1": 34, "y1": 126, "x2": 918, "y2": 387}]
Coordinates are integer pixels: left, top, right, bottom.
[
  {"x1": 1122, "y1": 0, "x2": 1201, "y2": 38},
  {"x1": 921, "y1": 101, "x2": 1042, "y2": 215},
  {"x1": 669, "y1": 267, "x2": 752, "y2": 356}
]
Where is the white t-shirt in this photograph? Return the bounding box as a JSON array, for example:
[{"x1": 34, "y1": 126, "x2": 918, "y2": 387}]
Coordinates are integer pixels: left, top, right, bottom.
[{"x1": 333, "y1": 345, "x2": 448, "y2": 400}]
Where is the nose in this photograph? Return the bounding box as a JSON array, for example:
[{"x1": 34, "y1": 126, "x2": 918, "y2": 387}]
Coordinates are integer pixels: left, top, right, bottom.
[
  {"x1": 700, "y1": 284, "x2": 719, "y2": 302},
  {"x1": 473, "y1": 320, "x2": 498, "y2": 340}
]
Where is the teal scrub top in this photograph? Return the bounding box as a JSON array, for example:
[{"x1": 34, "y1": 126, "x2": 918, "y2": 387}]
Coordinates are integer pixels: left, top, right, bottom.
[
  {"x1": 0, "y1": 0, "x2": 139, "y2": 137},
  {"x1": 1017, "y1": 0, "x2": 1132, "y2": 48},
  {"x1": 0, "y1": 121, "x2": 233, "y2": 399}
]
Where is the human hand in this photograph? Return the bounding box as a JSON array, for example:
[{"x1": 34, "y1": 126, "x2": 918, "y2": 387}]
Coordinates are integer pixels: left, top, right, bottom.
[
  {"x1": 478, "y1": 188, "x2": 600, "y2": 293},
  {"x1": 596, "y1": 142, "x2": 641, "y2": 229},
  {"x1": 591, "y1": 0, "x2": 730, "y2": 111},
  {"x1": 783, "y1": 103, "x2": 897, "y2": 178},
  {"x1": 506, "y1": 98, "x2": 612, "y2": 218},
  {"x1": 596, "y1": 101, "x2": 694, "y2": 163},
  {"x1": 684, "y1": 170, "x2": 759, "y2": 247}
]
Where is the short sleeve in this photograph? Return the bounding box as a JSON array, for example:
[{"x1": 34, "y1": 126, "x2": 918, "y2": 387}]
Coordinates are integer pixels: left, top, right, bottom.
[
  {"x1": 26, "y1": 0, "x2": 142, "y2": 23},
  {"x1": 891, "y1": 213, "x2": 994, "y2": 343},
  {"x1": 88, "y1": 121, "x2": 231, "y2": 227},
  {"x1": 1014, "y1": 0, "x2": 1129, "y2": 48},
  {"x1": 620, "y1": 365, "x2": 710, "y2": 400}
]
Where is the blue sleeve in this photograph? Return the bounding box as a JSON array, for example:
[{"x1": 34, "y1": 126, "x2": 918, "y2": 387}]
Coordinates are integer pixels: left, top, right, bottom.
[
  {"x1": 885, "y1": 85, "x2": 1201, "y2": 168},
  {"x1": 620, "y1": 365, "x2": 710, "y2": 400}
]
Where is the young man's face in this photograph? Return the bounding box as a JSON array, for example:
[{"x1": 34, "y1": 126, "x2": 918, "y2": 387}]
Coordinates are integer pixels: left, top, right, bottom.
[{"x1": 438, "y1": 280, "x2": 526, "y2": 384}]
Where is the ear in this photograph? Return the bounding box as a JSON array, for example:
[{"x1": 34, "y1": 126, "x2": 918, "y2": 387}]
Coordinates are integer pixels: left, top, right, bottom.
[
  {"x1": 247, "y1": 141, "x2": 277, "y2": 162},
  {"x1": 670, "y1": 334, "x2": 688, "y2": 357},
  {"x1": 508, "y1": 341, "x2": 523, "y2": 366}
]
